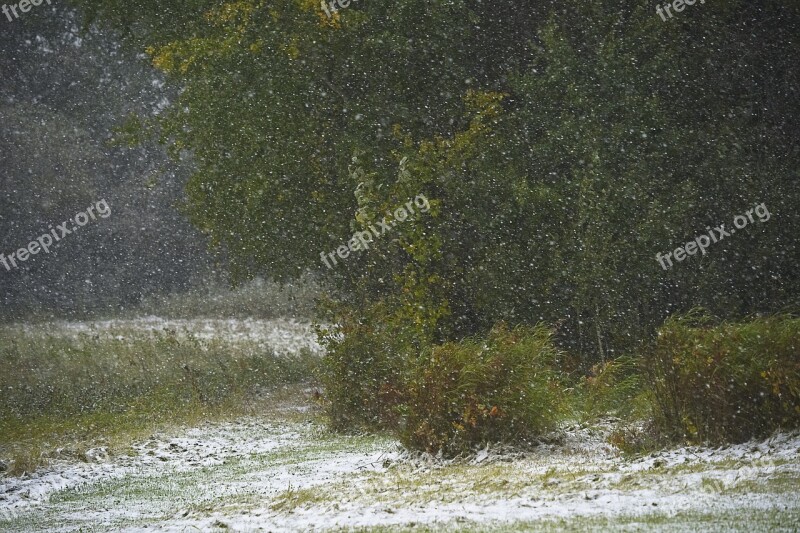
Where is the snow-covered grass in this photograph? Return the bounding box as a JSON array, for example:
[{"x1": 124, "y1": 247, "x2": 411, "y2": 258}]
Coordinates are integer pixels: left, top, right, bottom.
[
  {"x1": 2, "y1": 317, "x2": 323, "y2": 356},
  {"x1": 1, "y1": 401, "x2": 798, "y2": 532},
  {"x1": 2, "y1": 317, "x2": 798, "y2": 531}
]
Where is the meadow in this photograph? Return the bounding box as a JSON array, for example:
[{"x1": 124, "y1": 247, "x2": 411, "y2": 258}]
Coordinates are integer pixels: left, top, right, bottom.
[{"x1": 0, "y1": 319, "x2": 320, "y2": 476}]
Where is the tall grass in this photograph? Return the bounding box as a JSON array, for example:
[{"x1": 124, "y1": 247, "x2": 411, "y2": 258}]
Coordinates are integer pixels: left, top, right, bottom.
[
  {"x1": 0, "y1": 327, "x2": 319, "y2": 474},
  {"x1": 133, "y1": 275, "x2": 322, "y2": 319},
  {"x1": 576, "y1": 355, "x2": 649, "y2": 420}
]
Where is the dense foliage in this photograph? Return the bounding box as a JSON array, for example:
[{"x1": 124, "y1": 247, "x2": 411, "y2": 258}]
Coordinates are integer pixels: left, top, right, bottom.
[
  {"x1": 648, "y1": 313, "x2": 800, "y2": 444},
  {"x1": 73, "y1": 0, "x2": 800, "y2": 447},
  {"x1": 399, "y1": 324, "x2": 563, "y2": 455},
  {"x1": 73, "y1": 0, "x2": 800, "y2": 358}
]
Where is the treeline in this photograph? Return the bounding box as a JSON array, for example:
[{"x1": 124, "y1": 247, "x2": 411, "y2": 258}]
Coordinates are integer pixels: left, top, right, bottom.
[
  {"x1": 0, "y1": 6, "x2": 216, "y2": 321},
  {"x1": 71, "y1": 0, "x2": 800, "y2": 443}
]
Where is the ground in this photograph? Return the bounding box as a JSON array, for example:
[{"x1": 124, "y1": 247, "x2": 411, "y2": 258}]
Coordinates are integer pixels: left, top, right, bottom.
[
  {"x1": 1, "y1": 319, "x2": 798, "y2": 531},
  {"x1": 1, "y1": 387, "x2": 798, "y2": 532}
]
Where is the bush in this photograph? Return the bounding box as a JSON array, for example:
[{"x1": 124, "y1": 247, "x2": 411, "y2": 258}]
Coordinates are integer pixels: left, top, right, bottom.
[
  {"x1": 647, "y1": 313, "x2": 800, "y2": 444},
  {"x1": 318, "y1": 301, "x2": 421, "y2": 432},
  {"x1": 398, "y1": 324, "x2": 564, "y2": 456}
]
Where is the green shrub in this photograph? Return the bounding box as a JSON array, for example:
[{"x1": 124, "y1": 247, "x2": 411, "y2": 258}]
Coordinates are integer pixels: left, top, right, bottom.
[
  {"x1": 318, "y1": 301, "x2": 421, "y2": 432},
  {"x1": 398, "y1": 323, "x2": 564, "y2": 456},
  {"x1": 648, "y1": 312, "x2": 800, "y2": 444}
]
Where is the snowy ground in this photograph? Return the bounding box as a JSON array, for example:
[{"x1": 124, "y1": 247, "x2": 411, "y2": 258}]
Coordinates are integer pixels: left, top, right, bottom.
[
  {"x1": 3, "y1": 317, "x2": 323, "y2": 356},
  {"x1": 1, "y1": 409, "x2": 798, "y2": 531},
  {"x1": 1, "y1": 320, "x2": 797, "y2": 531}
]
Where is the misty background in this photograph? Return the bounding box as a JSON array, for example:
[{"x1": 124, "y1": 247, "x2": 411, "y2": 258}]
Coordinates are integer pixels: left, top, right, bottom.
[{"x1": 0, "y1": 5, "x2": 226, "y2": 320}]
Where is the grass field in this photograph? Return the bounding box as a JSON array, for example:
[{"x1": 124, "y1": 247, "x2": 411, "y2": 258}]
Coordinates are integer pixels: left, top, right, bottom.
[
  {"x1": 0, "y1": 320, "x2": 320, "y2": 476},
  {"x1": 1, "y1": 394, "x2": 797, "y2": 531}
]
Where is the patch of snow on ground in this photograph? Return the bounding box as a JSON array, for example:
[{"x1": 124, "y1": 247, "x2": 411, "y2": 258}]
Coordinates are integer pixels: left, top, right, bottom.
[
  {"x1": 0, "y1": 422, "x2": 304, "y2": 510},
  {"x1": 1, "y1": 417, "x2": 797, "y2": 531}
]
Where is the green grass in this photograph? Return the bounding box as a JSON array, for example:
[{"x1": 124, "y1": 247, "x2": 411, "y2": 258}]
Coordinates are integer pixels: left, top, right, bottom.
[
  {"x1": 0, "y1": 326, "x2": 320, "y2": 475},
  {"x1": 0, "y1": 423, "x2": 394, "y2": 532},
  {"x1": 1, "y1": 412, "x2": 797, "y2": 532},
  {"x1": 336, "y1": 507, "x2": 800, "y2": 532}
]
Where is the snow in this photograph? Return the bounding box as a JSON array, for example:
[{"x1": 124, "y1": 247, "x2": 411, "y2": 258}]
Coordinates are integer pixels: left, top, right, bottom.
[
  {"x1": 0, "y1": 421, "x2": 310, "y2": 510},
  {"x1": 1, "y1": 416, "x2": 797, "y2": 531},
  {"x1": 5, "y1": 317, "x2": 324, "y2": 356}
]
